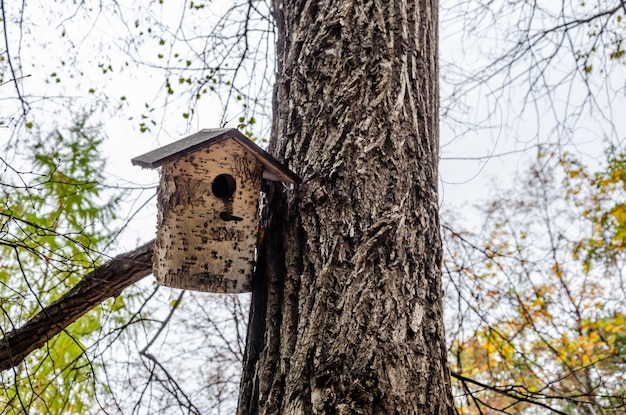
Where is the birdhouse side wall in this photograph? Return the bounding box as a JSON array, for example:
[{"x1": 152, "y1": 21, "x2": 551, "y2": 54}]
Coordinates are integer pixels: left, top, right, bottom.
[{"x1": 154, "y1": 140, "x2": 263, "y2": 293}]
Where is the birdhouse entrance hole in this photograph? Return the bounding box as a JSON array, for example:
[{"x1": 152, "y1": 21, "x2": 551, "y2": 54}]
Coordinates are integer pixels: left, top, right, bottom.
[{"x1": 212, "y1": 174, "x2": 236, "y2": 199}]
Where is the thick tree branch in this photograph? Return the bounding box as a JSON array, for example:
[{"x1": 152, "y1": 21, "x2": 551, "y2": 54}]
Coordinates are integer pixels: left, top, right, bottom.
[{"x1": 0, "y1": 239, "x2": 155, "y2": 372}]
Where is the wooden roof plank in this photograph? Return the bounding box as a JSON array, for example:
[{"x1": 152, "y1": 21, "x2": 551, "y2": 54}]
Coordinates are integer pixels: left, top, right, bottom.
[{"x1": 131, "y1": 128, "x2": 301, "y2": 184}]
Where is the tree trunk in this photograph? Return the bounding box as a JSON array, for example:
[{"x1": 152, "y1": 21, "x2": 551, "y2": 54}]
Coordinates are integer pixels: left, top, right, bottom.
[{"x1": 238, "y1": 0, "x2": 454, "y2": 413}]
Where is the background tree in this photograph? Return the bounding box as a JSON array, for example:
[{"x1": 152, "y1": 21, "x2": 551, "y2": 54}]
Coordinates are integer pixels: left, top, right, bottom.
[
  {"x1": 0, "y1": 116, "x2": 123, "y2": 413},
  {"x1": 444, "y1": 148, "x2": 626, "y2": 414},
  {"x1": 438, "y1": 1, "x2": 626, "y2": 412}
]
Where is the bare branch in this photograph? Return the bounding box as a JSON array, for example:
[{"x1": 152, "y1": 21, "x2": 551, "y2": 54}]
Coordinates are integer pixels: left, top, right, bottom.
[
  {"x1": 450, "y1": 371, "x2": 568, "y2": 415},
  {"x1": 0, "y1": 240, "x2": 154, "y2": 372},
  {"x1": 0, "y1": 0, "x2": 30, "y2": 118}
]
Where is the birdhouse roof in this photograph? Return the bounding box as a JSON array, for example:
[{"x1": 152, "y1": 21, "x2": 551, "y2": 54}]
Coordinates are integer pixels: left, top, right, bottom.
[{"x1": 131, "y1": 128, "x2": 301, "y2": 184}]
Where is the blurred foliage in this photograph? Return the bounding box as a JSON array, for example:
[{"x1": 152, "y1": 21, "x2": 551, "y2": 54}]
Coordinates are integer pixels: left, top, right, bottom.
[
  {"x1": 565, "y1": 149, "x2": 626, "y2": 270},
  {"x1": 0, "y1": 115, "x2": 122, "y2": 414},
  {"x1": 445, "y1": 149, "x2": 626, "y2": 414}
]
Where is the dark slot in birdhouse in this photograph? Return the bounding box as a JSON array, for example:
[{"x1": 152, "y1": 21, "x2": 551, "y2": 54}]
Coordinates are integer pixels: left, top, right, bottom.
[{"x1": 131, "y1": 128, "x2": 300, "y2": 293}]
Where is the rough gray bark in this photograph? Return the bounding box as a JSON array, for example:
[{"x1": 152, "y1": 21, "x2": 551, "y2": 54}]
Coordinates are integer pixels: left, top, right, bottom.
[
  {"x1": 239, "y1": 0, "x2": 454, "y2": 413},
  {"x1": 0, "y1": 240, "x2": 154, "y2": 372}
]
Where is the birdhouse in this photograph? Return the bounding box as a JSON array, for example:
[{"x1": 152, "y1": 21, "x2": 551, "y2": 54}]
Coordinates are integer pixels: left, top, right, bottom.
[{"x1": 131, "y1": 128, "x2": 300, "y2": 293}]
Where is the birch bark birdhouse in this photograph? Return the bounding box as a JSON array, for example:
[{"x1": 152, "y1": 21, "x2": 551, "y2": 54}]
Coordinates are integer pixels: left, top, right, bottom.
[{"x1": 131, "y1": 128, "x2": 300, "y2": 293}]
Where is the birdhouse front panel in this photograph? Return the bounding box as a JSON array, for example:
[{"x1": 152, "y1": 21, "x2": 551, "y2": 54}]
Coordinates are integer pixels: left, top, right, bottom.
[{"x1": 154, "y1": 139, "x2": 263, "y2": 293}]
